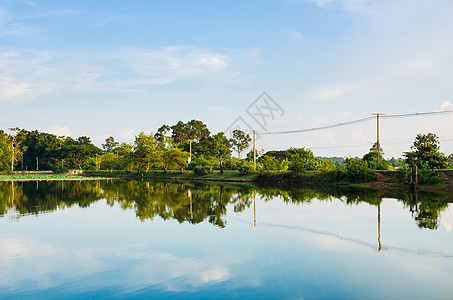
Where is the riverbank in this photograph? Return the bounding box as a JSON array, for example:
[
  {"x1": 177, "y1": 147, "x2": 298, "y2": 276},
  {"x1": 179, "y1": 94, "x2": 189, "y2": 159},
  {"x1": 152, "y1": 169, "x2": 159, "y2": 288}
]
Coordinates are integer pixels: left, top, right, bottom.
[
  {"x1": 0, "y1": 173, "x2": 108, "y2": 181},
  {"x1": 4, "y1": 169, "x2": 453, "y2": 192}
]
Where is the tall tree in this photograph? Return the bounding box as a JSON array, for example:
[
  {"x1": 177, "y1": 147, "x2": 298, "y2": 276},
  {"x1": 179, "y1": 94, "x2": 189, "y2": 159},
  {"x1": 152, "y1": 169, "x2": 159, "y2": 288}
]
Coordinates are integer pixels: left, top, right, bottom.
[
  {"x1": 102, "y1": 136, "x2": 119, "y2": 153},
  {"x1": 230, "y1": 129, "x2": 251, "y2": 159},
  {"x1": 61, "y1": 142, "x2": 101, "y2": 170},
  {"x1": 363, "y1": 142, "x2": 388, "y2": 170},
  {"x1": 160, "y1": 147, "x2": 189, "y2": 173},
  {"x1": 7, "y1": 128, "x2": 26, "y2": 172},
  {"x1": 0, "y1": 137, "x2": 11, "y2": 171},
  {"x1": 154, "y1": 125, "x2": 171, "y2": 143},
  {"x1": 209, "y1": 132, "x2": 231, "y2": 174},
  {"x1": 133, "y1": 132, "x2": 158, "y2": 173},
  {"x1": 404, "y1": 133, "x2": 450, "y2": 169},
  {"x1": 171, "y1": 120, "x2": 210, "y2": 144}
]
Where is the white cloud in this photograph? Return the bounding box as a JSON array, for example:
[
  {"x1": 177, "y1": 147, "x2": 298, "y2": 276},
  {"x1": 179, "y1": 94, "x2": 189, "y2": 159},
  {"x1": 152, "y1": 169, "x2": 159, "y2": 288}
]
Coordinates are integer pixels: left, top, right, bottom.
[
  {"x1": 46, "y1": 125, "x2": 72, "y2": 137},
  {"x1": 118, "y1": 129, "x2": 136, "y2": 140},
  {"x1": 200, "y1": 56, "x2": 227, "y2": 68},
  {"x1": 308, "y1": 81, "x2": 367, "y2": 101},
  {"x1": 0, "y1": 77, "x2": 32, "y2": 101},
  {"x1": 116, "y1": 46, "x2": 230, "y2": 85},
  {"x1": 303, "y1": 0, "x2": 375, "y2": 13},
  {"x1": 440, "y1": 101, "x2": 453, "y2": 111},
  {"x1": 0, "y1": 46, "x2": 239, "y2": 105}
]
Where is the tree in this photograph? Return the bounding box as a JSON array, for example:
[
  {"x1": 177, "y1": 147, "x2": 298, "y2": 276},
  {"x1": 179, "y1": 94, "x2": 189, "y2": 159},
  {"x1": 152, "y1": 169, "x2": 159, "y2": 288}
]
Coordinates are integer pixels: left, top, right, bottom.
[
  {"x1": 160, "y1": 148, "x2": 189, "y2": 173},
  {"x1": 404, "y1": 133, "x2": 450, "y2": 169},
  {"x1": 102, "y1": 136, "x2": 119, "y2": 153},
  {"x1": 62, "y1": 143, "x2": 102, "y2": 170},
  {"x1": 77, "y1": 136, "x2": 92, "y2": 145},
  {"x1": 209, "y1": 132, "x2": 231, "y2": 174},
  {"x1": 133, "y1": 132, "x2": 158, "y2": 173},
  {"x1": 21, "y1": 130, "x2": 60, "y2": 171},
  {"x1": 230, "y1": 129, "x2": 251, "y2": 159},
  {"x1": 154, "y1": 125, "x2": 171, "y2": 143},
  {"x1": 7, "y1": 128, "x2": 26, "y2": 172},
  {"x1": 171, "y1": 120, "x2": 210, "y2": 144},
  {"x1": 187, "y1": 119, "x2": 210, "y2": 141},
  {"x1": 0, "y1": 137, "x2": 12, "y2": 171},
  {"x1": 116, "y1": 142, "x2": 134, "y2": 172},
  {"x1": 363, "y1": 142, "x2": 389, "y2": 170}
]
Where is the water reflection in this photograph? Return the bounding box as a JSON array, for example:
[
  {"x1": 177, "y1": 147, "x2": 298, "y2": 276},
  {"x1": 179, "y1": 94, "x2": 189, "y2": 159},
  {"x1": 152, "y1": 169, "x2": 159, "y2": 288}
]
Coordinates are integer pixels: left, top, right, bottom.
[
  {"x1": 1, "y1": 180, "x2": 453, "y2": 298},
  {"x1": 0, "y1": 180, "x2": 451, "y2": 232}
]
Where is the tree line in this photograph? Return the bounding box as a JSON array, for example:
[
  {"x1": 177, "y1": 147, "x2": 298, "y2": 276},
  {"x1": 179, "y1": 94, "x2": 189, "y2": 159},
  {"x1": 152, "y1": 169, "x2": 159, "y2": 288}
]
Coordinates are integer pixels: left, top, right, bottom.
[
  {"x1": 1, "y1": 180, "x2": 448, "y2": 230},
  {"x1": 1, "y1": 121, "x2": 452, "y2": 179}
]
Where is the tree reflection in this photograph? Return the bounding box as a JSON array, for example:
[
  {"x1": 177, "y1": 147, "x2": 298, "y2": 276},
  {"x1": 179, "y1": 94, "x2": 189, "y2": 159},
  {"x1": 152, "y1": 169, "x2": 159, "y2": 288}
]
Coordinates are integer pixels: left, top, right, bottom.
[{"x1": 0, "y1": 180, "x2": 451, "y2": 230}]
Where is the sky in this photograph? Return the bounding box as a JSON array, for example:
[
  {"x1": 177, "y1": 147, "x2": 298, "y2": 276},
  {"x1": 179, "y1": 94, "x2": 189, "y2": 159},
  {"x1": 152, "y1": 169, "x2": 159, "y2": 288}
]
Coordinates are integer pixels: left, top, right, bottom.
[{"x1": 1, "y1": 0, "x2": 453, "y2": 158}]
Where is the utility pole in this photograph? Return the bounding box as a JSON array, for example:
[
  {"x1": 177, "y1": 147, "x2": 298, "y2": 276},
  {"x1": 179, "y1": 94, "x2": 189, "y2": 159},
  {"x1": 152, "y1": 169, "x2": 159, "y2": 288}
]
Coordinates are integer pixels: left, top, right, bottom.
[
  {"x1": 372, "y1": 113, "x2": 385, "y2": 167},
  {"x1": 188, "y1": 139, "x2": 196, "y2": 164},
  {"x1": 252, "y1": 130, "x2": 257, "y2": 170}
]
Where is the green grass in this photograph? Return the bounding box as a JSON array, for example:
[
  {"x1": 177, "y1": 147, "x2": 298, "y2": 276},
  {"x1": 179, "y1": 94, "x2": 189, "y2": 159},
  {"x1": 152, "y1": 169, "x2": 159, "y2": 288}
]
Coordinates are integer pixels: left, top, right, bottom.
[
  {"x1": 0, "y1": 174, "x2": 108, "y2": 181},
  {"x1": 84, "y1": 169, "x2": 258, "y2": 182}
]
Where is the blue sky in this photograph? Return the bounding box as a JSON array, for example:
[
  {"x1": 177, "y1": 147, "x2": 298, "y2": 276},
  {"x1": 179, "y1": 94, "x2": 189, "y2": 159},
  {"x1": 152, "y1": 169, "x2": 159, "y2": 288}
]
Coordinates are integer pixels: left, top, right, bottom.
[{"x1": 1, "y1": 0, "x2": 453, "y2": 158}]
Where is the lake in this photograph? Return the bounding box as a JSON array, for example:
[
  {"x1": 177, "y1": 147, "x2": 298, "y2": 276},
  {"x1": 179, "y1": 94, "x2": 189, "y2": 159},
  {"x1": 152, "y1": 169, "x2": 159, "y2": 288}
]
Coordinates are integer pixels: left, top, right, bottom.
[{"x1": 1, "y1": 180, "x2": 453, "y2": 299}]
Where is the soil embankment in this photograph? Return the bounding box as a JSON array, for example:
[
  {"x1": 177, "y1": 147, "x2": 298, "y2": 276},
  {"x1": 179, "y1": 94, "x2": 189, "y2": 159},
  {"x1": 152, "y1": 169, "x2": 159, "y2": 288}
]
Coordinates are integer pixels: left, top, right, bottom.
[{"x1": 365, "y1": 170, "x2": 453, "y2": 192}]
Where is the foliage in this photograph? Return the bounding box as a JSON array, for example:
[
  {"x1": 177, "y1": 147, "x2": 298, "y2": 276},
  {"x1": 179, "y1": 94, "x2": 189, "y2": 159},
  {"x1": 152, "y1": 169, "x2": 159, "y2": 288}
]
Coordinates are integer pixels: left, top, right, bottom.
[
  {"x1": 230, "y1": 129, "x2": 251, "y2": 159},
  {"x1": 154, "y1": 125, "x2": 171, "y2": 142},
  {"x1": 258, "y1": 154, "x2": 281, "y2": 170},
  {"x1": 207, "y1": 132, "x2": 231, "y2": 174},
  {"x1": 237, "y1": 160, "x2": 255, "y2": 175},
  {"x1": 0, "y1": 137, "x2": 11, "y2": 171},
  {"x1": 171, "y1": 120, "x2": 210, "y2": 144},
  {"x1": 133, "y1": 132, "x2": 158, "y2": 173},
  {"x1": 394, "y1": 163, "x2": 444, "y2": 185},
  {"x1": 102, "y1": 136, "x2": 119, "y2": 153},
  {"x1": 418, "y1": 170, "x2": 445, "y2": 185},
  {"x1": 362, "y1": 142, "x2": 390, "y2": 170},
  {"x1": 404, "y1": 133, "x2": 450, "y2": 169},
  {"x1": 224, "y1": 157, "x2": 239, "y2": 170},
  {"x1": 337, "y1": 157, "x2": 377, "y2": 183},
  {"x1": 388, "y1": 157, "x2": 404, "y2": 169},
  {"x1": 99, "y1": 153, "x2": 118, "y2": 170},
  {"x1": 160, "y1": 147, "x2": 189, "y2": 173},
  {"x1": 317, "y1": 156, "x2": 345, "y2": 168},
  {"x1": 191, "y1": 155, "x2": 215, "y2": 175}
]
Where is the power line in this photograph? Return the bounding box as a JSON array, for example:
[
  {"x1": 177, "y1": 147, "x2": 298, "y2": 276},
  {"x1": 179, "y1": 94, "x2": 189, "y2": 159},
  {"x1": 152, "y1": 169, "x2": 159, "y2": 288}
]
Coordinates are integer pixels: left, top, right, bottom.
[
  {"x1": 260, "y1": 116, "x2": 374, "y2": 135},
  {"x1": 259, "y1": 109, "x2": 453, "y2": 135},
  {"x1": 381, "y1": 109, "x2": 453, "y2": 119}
]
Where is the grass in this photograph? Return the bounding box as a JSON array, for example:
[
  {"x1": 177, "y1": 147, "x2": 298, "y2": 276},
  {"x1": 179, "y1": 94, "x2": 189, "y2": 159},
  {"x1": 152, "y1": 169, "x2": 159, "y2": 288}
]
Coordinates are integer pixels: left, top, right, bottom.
[
  {"x1": 0, "y1": 173, "x2": 108, "y2": 181},
  {"x1": 84, "y1": 169, "x2": 258, "y2": 182}
]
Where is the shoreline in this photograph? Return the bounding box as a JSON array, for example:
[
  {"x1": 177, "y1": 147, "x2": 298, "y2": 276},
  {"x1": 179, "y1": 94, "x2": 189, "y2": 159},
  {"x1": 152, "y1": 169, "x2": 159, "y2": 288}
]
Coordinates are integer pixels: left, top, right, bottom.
[{"x1": 2, "y1": 170, "x2": 453, "y2": 192}]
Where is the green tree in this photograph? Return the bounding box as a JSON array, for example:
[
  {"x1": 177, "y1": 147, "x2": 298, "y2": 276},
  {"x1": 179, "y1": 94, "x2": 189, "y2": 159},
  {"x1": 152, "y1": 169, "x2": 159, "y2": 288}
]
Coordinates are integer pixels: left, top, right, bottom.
[
  {"x1": 0, "y1": 137, "x2": 12, "y2": 171},
  {"x1": 171, "y1": 120, "x2": 210, "y2": 144},
  {"x1": 7, "y1": 128, "x2": 26, "y2": 172},
  {"x1": 404, "y1": 133, "x2": 450, "y2": 169},
  {"x1": 62, "y1": 141, "x2": 102, "y2": 170},
  {"x1": 209, "y1": 132, "x2": 231, "y2": 174},
  {"x1": 230, "y1": 129, "x2": 251, "y2": 159},
  {"x1": 160, "y1": 147, "x2": 189, "y2": 173},
  {"x1": 154, "y1": 125, "x2": 171, "y2": 142},
  {"x1": 133, "y1": 132, "x2": 158, "y2": 173},
  {"x1": 362, "y1": 142, "x2": 389, "y2": 170},
  {"x1": 102, "y1": 136, "x2": 119, "y2": 153}
]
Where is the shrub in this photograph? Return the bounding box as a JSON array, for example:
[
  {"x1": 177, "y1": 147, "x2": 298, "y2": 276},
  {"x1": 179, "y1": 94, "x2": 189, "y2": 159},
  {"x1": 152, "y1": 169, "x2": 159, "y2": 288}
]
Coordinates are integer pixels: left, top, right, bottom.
[
  {"x1": 190, "y1": 155, "x2": 215, "y2": 176},
  {"x1": 224, "y1": 157, "x2": 239, "y2": 170},
  {"x1": 238, "y1": 160, "x2": 254, "y2": 175},
  {"x1": 340, "y1": 157, "x2": 377, "y2": 183}
]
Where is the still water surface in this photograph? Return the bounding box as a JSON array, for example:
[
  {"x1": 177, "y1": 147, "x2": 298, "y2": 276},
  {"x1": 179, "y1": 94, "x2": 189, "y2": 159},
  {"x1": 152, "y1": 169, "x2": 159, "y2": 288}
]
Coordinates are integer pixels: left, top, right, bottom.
[{"x1": 1, "y1": 180, "x2": 453, "y2": 299}]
